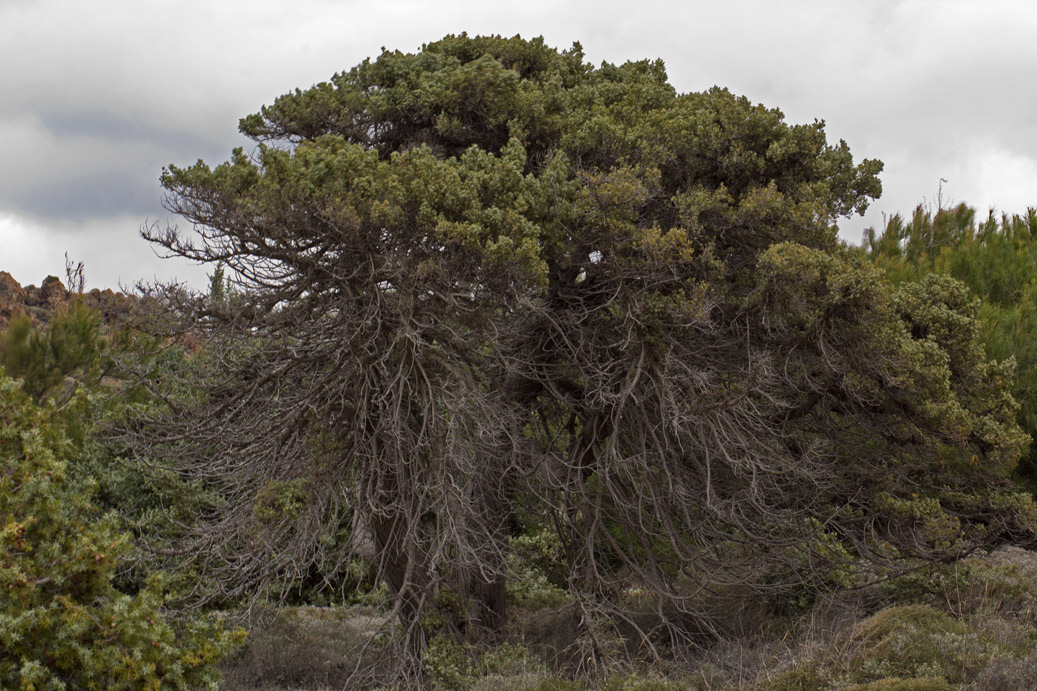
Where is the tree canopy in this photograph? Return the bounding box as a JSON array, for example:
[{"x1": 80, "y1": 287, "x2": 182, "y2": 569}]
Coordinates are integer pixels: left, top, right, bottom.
[
  {"x1": 140, "y1": 34, "x2": 1033, "y2": 679},
  {"x1": 866, "y1": 202, "x2": 1037, "y2": 480}
]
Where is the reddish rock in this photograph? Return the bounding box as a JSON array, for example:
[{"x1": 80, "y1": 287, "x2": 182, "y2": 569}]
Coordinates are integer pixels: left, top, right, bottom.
[
  {"x1": 0, "y1": 272, "x2": 26, "y2": 326},
  {"x1": 84, "y1": 288, "x2": 134, "y2": 325},
  {"x1": 0, "y1": 270, "x2": 141, "y2": 334},
  {"x1": 40, "y1": 276, "x2": 67, "y2": 308},
  {"x1": 0, "y1": 274, "x2": 73, "y2": 329},
  {"x1": 0, "y1": 272, "x2": 23, "y2": 297}
]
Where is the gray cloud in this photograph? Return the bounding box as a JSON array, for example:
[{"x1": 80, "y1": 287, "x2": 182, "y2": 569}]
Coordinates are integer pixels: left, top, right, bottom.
[
  {"x1": 0, "y1": 210, "x2": 209, "y2": 290},
  {"x1": 0, "y1": 106, "x2": 238, "y2": 222},
  {"x1": 36, "y1": 109, "x2": 220, "y2": 155},
  {"x1": 8, "y1": 173, "x2": 159, "y2": 221}
]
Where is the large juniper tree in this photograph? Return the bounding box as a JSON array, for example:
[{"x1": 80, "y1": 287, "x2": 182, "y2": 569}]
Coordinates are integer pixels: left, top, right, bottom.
[{"x1": 139, "y1": 34, "x2": 1033, "y2": 676}]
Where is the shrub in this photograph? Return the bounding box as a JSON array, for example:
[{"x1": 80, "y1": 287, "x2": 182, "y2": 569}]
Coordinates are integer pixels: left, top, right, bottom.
[
  {"x1": 0, "y1": 371, "x2": 242, "y2": 689},
  {"x1": 972, "y1": 651, "x2": 1037, "y2": 690},
  {"x1": 507, "y1": 528, "x2": 569, "y2": 608},
  {"x1": 221, "y1": 605, "x2": 387, "y2": 690},
  {"x1": 841, "y1": 605, "x2": 991, "y2": 684}
]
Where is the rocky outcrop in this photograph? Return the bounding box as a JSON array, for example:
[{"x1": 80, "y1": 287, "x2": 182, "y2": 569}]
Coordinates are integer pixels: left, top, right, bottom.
[
  {"x1": 0, "y1": 272, "x2": 135, "y2": 331},
  {"x1": 0, "y1": 272, "x2": 27, "y2": 326}
]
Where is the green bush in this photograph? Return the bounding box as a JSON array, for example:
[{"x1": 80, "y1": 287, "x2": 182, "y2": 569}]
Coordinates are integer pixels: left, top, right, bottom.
[
  {"x1": 846, "y1": 605, "x2": 978, "y2": 682},
  {"x1": 0, "y1": 371, "x2": 243, "y2": 689},
  {"x1": 865, "y1": 204, "x2": 1037, "y2": 482},
  {"x1": 1, "y1": 301, "x2": 105, "y2": 404},
  {"x1": 506, "y1": 527, "x2": 569, "y2": 608},
  {"x1": 424, "y1": 635, "x2": 476, "y2": 690}
]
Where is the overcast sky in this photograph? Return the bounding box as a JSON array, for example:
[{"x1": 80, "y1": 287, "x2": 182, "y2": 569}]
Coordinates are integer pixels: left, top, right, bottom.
[{"x1": 2, "y1": 0, "x2": 1036, "y2": 290}]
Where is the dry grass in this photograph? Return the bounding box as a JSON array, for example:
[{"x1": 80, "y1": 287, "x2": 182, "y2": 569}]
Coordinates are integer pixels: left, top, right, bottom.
[
  {"x1": 217, "y1": 547, "x2": 1037, "y2": 690},
  {"x1": 219, "y1": 606, "x2": 388, "y2": 690}
]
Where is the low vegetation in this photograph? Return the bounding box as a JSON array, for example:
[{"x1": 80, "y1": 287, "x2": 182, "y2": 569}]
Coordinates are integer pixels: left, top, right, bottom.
[{"x1": 217, "y1": 546, "x2": 1037, "y2": 689}]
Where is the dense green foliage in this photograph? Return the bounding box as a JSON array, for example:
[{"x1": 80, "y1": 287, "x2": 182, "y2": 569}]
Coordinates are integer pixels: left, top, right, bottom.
[
  {"x1": 1, "y1": 302, "x2": 106, "y2": 403},
  {"x1": 0, "y1": 303, "x2": 243, "y2": 688},
  {"x1": 0, "y1": 368, "x2": 241, "y2": 689},
  {"x1": 866, "y1": 203, "x2": 1037, "y2": 478}
]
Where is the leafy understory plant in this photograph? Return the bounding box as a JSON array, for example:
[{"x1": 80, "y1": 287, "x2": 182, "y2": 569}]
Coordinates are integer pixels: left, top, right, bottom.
[{"x1": 0, "y1": 371, "x2": 243, "y2": 689}]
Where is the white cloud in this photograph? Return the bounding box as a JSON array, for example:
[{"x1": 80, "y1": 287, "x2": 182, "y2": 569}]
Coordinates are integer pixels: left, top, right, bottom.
[
  {"x1": 974, "y1": 146, "x2": 1037, "y2": 216},
  {"x1": 0, "y1": 210, "x2": 208, "y2": 290}
]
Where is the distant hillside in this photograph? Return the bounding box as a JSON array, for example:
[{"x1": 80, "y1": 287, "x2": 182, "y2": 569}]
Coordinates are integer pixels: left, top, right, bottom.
[{"x1": 0, "y1": 271, "x2": 134, "y2": 330}]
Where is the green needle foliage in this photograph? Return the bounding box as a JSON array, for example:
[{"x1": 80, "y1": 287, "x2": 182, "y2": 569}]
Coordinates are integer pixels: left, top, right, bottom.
[
  {"x1": 0, "y1": 370, "x2": 243, "y2": 689},
  {"x1": 866, "y1": 203, "x2": 1037, "y2": 482},
  {"x1": 1, "y1": 302, "x2": 105, "y2": 404}
]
